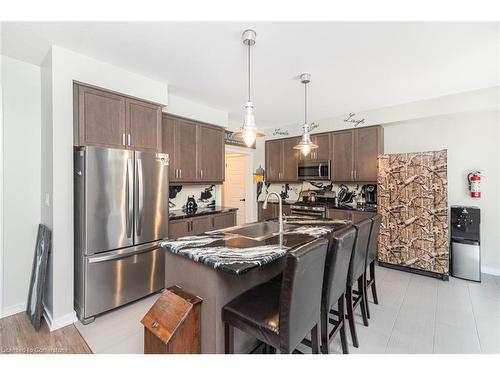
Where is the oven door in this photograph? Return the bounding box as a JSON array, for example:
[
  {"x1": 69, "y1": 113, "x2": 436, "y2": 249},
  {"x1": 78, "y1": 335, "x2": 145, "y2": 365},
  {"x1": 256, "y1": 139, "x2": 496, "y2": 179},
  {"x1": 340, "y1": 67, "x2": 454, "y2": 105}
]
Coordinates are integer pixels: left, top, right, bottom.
[{"x1": 298, "y1": 161, "x2": 331, "y2": 180}]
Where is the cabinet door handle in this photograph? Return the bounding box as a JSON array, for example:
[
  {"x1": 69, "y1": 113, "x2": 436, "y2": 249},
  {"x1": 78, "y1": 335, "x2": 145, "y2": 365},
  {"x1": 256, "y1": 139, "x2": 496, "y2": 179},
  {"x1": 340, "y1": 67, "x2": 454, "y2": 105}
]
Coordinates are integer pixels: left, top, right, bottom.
[
  {"x1": 122, "y1": 133, "x2": 126, "y2": 146},
  {"x1": 351, "y1": 170, "x2": 354, "y2": 179},
  {"x1": 354, "y1": 170, "x2": 357, "y2": 180},
  {"x1": 201, "y1": 169, "x2": 203, "y2": 179},
  {"x1": 127, "y1": 134, "x2": 131, "y2": 146},
  {"x1": 179, "y1": 169, "x2": 182, "y2": 179}
]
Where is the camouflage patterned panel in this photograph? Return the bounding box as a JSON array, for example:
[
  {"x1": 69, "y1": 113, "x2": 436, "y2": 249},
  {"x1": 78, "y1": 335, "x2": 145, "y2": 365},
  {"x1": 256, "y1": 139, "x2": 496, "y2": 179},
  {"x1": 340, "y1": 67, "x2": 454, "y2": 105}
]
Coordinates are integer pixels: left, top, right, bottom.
[{"x1": 377, "y1": 150, "x2": 448, "y2": 275}]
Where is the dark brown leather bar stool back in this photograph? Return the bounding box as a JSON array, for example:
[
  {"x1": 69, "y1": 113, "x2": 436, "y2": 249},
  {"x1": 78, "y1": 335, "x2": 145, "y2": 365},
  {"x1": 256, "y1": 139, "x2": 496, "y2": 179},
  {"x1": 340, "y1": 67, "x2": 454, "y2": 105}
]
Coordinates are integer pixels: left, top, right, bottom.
[
  {"x1": 366, "y1": 214, "x2": 382, "y2": 309},
  {"x1": 279, "y1": 238, "x2": 329, "y2": 353},
  {"x1": 222, "y1": 238, "x2": 328, "y2": 354},
  {"x1": 344, "y1": 218, "x2": 373, "y2": 348},
  {"x1": 320, "y1": 226, "x2": 356, "y2": 354}
]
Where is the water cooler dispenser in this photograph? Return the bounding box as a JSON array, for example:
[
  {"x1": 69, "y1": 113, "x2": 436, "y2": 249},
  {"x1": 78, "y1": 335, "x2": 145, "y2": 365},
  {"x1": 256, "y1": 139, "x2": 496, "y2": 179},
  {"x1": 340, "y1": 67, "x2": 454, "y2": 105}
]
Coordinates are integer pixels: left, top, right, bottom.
[{"x1": 450, "y1": 206, "x2": 481, "y2": 282}]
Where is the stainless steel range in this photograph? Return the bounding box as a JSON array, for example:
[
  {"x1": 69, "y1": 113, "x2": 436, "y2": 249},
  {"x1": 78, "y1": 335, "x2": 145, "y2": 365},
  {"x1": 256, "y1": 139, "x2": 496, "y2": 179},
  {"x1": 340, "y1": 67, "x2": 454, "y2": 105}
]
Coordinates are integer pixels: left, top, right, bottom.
[{"x1": 290, "y1": 203, "x2": 327, "y2": 218}]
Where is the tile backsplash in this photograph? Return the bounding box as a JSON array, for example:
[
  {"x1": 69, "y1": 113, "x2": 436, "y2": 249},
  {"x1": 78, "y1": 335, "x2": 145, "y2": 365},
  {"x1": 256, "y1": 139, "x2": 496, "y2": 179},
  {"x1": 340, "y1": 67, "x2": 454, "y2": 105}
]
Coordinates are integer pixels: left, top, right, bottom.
[
  {"x1": 256, "y1": 181, "x2": 368, "y2": 204},
  {"x1": 169, "y1": 184, "x2": 216, "y2": 210}
]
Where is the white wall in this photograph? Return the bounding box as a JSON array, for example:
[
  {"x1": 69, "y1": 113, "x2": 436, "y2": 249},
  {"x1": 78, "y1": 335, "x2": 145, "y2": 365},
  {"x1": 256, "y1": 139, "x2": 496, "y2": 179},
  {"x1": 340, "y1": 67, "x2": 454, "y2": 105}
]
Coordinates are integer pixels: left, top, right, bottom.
[
  {"x1": 0, "y1": 22, "x2": 4, "y2": 317},
  {"x1": 384, "y1": 111, "x2": 500, "y2": 275},
  {"x1": 0, "y1": 56, "x2": 41, "y2": 317},
  {"x1": 167, "y1": 94, "x2": 228, "y2": 127}
]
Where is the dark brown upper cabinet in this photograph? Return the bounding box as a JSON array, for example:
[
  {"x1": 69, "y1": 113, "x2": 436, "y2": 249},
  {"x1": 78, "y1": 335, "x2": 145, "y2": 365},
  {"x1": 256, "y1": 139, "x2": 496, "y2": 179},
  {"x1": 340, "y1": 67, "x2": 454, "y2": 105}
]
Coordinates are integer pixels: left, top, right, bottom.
[
  {"x1": 265, "y1": 137, "x2": 299, "y2": 182},
  {"x1": 332, "y1": 126, "x2": 384, "y2": 182},
  {"x1": 161, "y1": 114, "x2": 225, "y2": 184},
  {"x1": 126, "y1": 98, "x2": 162, "y2": 152},
  {"x1": 175, "y1": 119, "x2": 198, "y2": 182},
  {"x1": 74, "y1": 83, "x2": 162, "y2": 152},
  {"x1": 265, "y1": 140, "x2": 283, "y2": 182},
  {"x1": 332, "y1": 129, "x2": 355, "y2": 182},
  {"x1": 74, "y1": 85, "x2": 126, "y2": 148},
  {"x1": 197, "y1": 124, "x2": 225, "y2": 182},
  {"x1": 265, "y1": 125, "x2": 383, "y2": 183},
  {"x1": 299, "y1": 133, "x2": 332, "y2": 161},
  {"x1": 354, "y1": 126, "x2": 384, "y2": 182}
]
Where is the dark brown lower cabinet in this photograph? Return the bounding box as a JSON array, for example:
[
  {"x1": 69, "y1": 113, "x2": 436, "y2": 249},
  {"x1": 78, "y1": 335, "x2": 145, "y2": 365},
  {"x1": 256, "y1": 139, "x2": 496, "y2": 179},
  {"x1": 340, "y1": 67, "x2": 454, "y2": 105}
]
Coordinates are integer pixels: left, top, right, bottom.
[
  {"x1": 257, "y1": 203, "x2": 291, "y2": 221},
  {"x1": 211, "y1": 212, "x2": 236, "y2": 229},
  {"x1": 168, "y1": 211, "x2": 237, "y2": 240}
]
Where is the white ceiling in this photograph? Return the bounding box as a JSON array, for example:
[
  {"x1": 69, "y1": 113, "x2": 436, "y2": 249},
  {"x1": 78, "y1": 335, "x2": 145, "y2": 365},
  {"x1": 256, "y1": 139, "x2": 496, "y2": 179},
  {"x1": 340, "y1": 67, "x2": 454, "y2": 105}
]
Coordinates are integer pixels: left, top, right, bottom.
[{"x1": 2, "y1": 22, "x2": 499, "y2": 126}]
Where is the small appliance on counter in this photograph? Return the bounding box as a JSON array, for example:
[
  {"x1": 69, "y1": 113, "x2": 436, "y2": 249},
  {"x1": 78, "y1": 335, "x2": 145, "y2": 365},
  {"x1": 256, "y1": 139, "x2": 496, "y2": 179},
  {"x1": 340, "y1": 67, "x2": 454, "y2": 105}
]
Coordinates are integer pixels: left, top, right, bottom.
[
  {"x1": 184, "y1": 195, "x2": 198, "y2": 213},
  {"x1": 361, "y1": 184, "x2": 377, "y2": 204},
  {"x1": 450, "y1": 206, "x2": 481, "y2": 282}
]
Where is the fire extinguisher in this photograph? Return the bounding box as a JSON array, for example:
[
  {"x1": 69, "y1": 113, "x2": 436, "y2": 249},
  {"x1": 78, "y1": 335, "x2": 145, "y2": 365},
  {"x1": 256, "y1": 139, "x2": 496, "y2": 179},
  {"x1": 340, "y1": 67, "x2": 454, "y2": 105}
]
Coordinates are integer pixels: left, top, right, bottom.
[{"x1": 467, "y1": 171, "x2": 481, "y2": 198}]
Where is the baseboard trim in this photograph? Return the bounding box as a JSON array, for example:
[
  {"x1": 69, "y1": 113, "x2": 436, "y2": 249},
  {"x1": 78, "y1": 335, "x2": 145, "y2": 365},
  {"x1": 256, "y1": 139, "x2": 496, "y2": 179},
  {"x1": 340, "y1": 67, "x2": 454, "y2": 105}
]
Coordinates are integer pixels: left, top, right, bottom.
[
  {"x1": 42, "y1": 303, "x2": 77, "y2": 332},
  {"x1": 0, "y1": 302, "x2": 26, "y2": 319},
  {"x1": 481, "y1": 266, "x2": 500, "y2": 277}
]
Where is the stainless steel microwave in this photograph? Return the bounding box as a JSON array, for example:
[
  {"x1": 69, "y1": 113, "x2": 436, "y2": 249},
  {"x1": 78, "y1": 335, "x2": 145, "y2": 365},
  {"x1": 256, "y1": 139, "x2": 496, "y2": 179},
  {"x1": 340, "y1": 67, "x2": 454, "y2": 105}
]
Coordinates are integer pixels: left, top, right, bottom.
[{"x1": 298, "y1": 160, "x2": 331, "y2": 180}]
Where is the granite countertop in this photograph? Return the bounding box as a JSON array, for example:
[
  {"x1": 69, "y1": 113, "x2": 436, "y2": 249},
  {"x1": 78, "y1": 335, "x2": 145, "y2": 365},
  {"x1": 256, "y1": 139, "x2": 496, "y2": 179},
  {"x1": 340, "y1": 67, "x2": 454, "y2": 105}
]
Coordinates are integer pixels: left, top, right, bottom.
[
  {"x1": 169, "y1": 206, "x2": 238, "y2": 221},
  {"x1": 160, "y1": 218, "x2": 351, "y2": 275}
]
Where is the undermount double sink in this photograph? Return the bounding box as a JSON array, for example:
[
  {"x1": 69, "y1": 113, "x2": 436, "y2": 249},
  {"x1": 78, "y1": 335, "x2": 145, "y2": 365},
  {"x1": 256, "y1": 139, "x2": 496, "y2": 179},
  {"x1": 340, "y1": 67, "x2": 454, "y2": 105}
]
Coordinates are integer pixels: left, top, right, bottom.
[{"x1": 221, "y1": 221, "x2": 297, "y2": 241}]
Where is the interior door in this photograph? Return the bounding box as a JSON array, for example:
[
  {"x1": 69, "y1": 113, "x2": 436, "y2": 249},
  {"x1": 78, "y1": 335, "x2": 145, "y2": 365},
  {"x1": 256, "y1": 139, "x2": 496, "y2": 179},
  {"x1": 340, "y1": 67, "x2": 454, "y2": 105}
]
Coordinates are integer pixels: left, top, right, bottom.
[
  {"x1": 134, "y1": 151, "x2": 169, "y2": 245},
  {"x1": 223, "y1": 155, "x2": 248, "y2": 225},
  {"x1": 83, "y1": 147, "x2": 133, "y2": 255}
]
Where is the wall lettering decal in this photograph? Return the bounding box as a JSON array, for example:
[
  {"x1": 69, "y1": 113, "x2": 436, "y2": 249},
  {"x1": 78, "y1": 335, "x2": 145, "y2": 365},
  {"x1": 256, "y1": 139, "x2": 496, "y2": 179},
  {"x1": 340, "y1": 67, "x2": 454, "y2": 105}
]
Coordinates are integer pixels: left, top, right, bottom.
[
  {"x1": 343, "y1": 113, "x2": 366, "y2": 127},
  {"x1": 273, "y1": 128, "x2": 289, "y2": 136}
]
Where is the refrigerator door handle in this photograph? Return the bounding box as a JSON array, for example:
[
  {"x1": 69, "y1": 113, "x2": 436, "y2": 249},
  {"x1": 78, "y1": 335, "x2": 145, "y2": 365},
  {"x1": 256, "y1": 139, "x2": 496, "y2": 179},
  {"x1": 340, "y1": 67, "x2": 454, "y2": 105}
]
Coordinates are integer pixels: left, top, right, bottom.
[
  {"x1": 126, "y1": 158, "x2": 134, "y2": 238},
  {"x1": 88, "y1": 243, "x2": 158, "y2": 263},
  {"x1": 136, "y1": 157, "x2": 144, "y2": 237}
]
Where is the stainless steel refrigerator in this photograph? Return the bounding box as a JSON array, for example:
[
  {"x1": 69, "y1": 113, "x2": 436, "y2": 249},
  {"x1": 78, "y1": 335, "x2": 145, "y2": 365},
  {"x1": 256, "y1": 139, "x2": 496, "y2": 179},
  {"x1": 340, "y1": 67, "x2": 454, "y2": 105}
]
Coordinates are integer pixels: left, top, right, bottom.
[{"x1": 74, "y1": 146, "x2": 169, "y2": 324}]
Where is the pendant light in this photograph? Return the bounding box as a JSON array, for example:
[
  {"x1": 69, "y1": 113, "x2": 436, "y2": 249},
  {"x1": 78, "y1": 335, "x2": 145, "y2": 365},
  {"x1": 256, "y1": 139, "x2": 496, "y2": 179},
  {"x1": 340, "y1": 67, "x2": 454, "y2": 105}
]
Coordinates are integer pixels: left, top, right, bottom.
[
  {"x1": 234, "y1": 29, "x2": 265, "y2": 146},
  {"x1": 294, "y1": 73, "x2": 318, "y2": 156}
]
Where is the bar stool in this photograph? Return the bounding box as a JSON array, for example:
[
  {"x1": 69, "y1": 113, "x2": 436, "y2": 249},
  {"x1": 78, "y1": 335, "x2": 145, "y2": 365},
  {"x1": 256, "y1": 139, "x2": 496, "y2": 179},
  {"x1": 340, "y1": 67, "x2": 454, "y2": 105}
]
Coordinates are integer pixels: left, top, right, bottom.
[
  {"x1": 320, "y1": 226, "x2": 356, "y2": 354},
  {"x1": 365, "y1": 214, "x2": 382, "y2": 318},
  {"x1": 222, "y1": 238, "x2": 328, "y2": 354},
  {"x1": 342, "y1": 218, "x2": 372, "y2": 348}
]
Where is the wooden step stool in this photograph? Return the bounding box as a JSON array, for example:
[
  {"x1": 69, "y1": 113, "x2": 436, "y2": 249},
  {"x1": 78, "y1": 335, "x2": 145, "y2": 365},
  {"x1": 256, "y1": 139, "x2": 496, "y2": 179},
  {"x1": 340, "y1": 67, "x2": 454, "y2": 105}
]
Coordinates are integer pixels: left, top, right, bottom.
[{"x1": 141, "y1": 285, "x2": 202, "y2": 354}]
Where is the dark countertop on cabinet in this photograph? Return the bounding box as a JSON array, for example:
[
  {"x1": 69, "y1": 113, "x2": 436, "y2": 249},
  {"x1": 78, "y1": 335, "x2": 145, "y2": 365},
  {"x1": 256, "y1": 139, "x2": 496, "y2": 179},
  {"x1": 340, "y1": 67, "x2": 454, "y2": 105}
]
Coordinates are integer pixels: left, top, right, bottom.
[
  {"x1": 169, "y1": 206, "x2": 238, "y2": 221},
  {"x1": 160, "y1": 218, "x2": 351, "y2": 275}
]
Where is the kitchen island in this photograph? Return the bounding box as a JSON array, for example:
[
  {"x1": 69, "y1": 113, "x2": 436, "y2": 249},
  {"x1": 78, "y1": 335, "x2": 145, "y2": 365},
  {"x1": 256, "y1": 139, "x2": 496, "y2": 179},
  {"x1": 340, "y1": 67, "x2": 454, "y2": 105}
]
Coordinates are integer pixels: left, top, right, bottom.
[{"x1": 160, "y1": 218, "x2": 350, "y2": 353}]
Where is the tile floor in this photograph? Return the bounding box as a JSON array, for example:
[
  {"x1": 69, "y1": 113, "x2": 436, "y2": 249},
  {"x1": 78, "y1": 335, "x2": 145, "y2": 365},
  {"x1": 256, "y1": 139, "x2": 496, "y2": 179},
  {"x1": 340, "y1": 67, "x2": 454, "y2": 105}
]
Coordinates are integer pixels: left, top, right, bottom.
[{"x1": 75, "y1": 266, "x2": 500, "y2": 354}]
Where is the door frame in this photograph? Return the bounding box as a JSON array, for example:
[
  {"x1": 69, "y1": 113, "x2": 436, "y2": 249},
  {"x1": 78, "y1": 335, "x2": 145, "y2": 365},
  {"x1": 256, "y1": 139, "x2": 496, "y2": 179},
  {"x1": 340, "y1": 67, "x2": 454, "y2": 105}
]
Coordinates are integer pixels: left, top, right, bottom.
[{"x1": 223, "y1": 145, "x2": 256, "y2": 224}]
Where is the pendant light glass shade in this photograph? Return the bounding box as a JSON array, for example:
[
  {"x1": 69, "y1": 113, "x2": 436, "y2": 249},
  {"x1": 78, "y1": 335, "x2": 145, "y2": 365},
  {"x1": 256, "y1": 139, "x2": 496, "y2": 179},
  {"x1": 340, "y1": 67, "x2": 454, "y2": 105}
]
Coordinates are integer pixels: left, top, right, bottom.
[
  {"x1": 233, "y1": 29, "x2": 264, "y2": 147},
  {"x1": 293, "y1": 73, "x2": 318, "y2": 156}
]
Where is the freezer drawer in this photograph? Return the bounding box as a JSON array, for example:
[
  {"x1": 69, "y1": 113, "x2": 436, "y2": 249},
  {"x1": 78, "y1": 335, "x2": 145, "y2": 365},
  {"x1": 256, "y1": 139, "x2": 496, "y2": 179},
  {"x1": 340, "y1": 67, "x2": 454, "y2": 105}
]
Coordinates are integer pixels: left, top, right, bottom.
[
  {"x1": 451, "y1": 240, "x2": 481, "y2": 282},
  {"x1": 83, "y1": 245, "x2": 165, "y2": 319}
]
